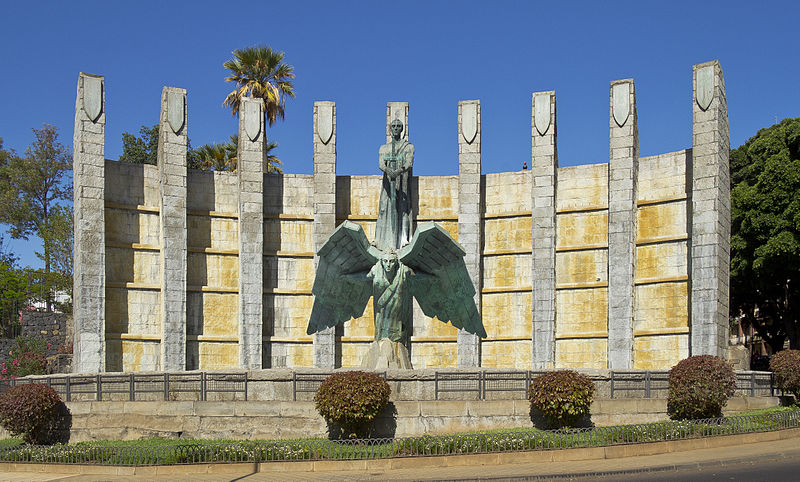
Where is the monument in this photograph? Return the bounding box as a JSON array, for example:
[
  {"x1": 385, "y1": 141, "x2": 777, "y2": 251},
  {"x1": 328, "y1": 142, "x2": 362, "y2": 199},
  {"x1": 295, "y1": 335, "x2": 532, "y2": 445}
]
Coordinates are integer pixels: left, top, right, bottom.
[
  {"x1": 306, "y1": 119, "x2": 487, "y2": 369},
  {"x1": 72, "y1": 61, "x2": 730, "y2": 372}
]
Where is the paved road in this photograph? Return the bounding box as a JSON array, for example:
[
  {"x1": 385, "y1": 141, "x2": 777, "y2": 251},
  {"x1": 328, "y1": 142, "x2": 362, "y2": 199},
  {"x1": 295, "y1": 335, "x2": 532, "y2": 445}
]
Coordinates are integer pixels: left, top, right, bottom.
[{"x1": 2, "y1": 437, "x2": 800, "y2": 481}]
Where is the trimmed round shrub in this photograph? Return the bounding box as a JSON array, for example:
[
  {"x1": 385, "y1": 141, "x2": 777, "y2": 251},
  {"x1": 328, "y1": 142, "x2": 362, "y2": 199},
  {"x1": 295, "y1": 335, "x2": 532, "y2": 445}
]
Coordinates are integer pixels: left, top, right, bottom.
[
  {"x1": 667, "y1": 355, "x2": 736, "y2": 420},
  {"x1": 314, "y1": 371, "x2": 391, "y2": 439},
  {"x1": 770, "y1": 349, "x2": 800, "y2": 399},
  {"x1": 528, "y1": 370, "x2": 595, "y2": 428},
  {"x1": 0, "y1": 383, "x2": 64, "y2": 444}
]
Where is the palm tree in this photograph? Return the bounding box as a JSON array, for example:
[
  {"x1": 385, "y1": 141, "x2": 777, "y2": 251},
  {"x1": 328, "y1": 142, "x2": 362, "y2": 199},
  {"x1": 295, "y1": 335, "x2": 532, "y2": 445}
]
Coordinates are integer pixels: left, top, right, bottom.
[
  {"x1": 222, "y1": 46, "x2": 296, "y2": 127},
  {"x1": 224, "y1": 134, "x2": 282, "y2": 174},
  {"x1": 192, "y1": 143, "x2": 235, "y2": 172}
]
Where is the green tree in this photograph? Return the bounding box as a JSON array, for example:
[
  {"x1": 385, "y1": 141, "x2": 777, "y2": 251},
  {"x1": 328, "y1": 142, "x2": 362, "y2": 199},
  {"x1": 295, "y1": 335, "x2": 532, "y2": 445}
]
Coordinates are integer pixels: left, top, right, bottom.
[
  {"x1": 189, "y1": 134, "x2": 282, "y2": 174},
  {"x1": 191, "y1": 142, "x2": 235, "y2": 172},
  {"x1": 222, "y1": 45, "x2": 296, "y2": 126},
  {"x1": 0, "y1": 251, "x2": 30, "y2": 337},
  {"x1": 119, "y1": 124, "x2": 159, "y2": 165},
  {"x1": 730, "y1": 117, "x2": 800, "y2": 352},
  {"x1": 0, "y1": 125, "x2": 72, "y2": 311},
  {"x1": 222, "y1": 45, "x2": 292, "y2": 174}
]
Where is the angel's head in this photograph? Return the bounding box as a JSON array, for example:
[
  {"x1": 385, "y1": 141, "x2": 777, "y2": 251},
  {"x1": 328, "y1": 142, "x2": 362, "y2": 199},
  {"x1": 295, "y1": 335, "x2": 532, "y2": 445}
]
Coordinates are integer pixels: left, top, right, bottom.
[{"x1": 381, "y1": 250, "x2": 399, "y2": 278}]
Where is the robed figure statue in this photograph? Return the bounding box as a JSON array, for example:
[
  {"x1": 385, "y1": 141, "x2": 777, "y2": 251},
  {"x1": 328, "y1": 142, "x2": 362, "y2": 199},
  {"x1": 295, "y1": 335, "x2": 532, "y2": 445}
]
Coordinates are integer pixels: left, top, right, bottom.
[
  {"x1": 375, "y1": 119, "x2": 413, "y2": 250},
  {"x1": 306, "y1": 221, "x2": 486, "y2": 368}
]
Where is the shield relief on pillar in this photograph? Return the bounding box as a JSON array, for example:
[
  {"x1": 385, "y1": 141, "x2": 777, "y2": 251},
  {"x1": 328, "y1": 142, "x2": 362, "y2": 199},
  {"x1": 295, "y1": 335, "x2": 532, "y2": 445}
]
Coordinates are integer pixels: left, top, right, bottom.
[
  {"x1": 82, "y1": 76, "x2": 103, "y2": 123},
  {"x1": 317, "y1": 103, "x2": 333, "y2": 145},
  {"x1": 167, "y1": 91, "x2": 185, "y2": 134},
  {"x1": 461, "y1": 103, "x2": 478, "y2": 144},
  {"x1": 696, "y1": 66, "x2": 714, "y2": 111},
  {"x1": 534, "y1": 94, "x2": 551, "y2": 136},
  {"x1": 244, "y1": 101, "x2": 261, "y2": 142},
  {"x1": 612, "y1": 83, "x2": 630, "y2": 128}
]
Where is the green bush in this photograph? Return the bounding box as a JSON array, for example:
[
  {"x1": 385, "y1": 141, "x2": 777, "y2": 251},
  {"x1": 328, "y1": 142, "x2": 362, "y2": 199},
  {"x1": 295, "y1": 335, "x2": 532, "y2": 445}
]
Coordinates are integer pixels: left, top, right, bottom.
[
  {"x1": 528, "y1": 370, "x2": 595, "y2": 428},
  {"x1": 667, "y1": 355, "x2": 736, "y2": 420},
  {"x1": 6, "y1": 337, "x2": 48, "y2": 378},
  {"x1": 771, "y1": 349, "x2": 800, "y2": 399},
  {"x1": 0, "y1": 384, "x2": 65, "y2": 444},
  {"x1": 314, "y1": 371, "x2": 390, "y2": 439}
]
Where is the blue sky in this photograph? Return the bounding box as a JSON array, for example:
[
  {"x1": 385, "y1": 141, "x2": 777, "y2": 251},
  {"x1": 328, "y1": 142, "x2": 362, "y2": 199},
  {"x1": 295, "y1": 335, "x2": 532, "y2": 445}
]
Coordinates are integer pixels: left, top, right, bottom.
[{"x1": 1, "y1": 0, "x2": 798, "y2": 267}]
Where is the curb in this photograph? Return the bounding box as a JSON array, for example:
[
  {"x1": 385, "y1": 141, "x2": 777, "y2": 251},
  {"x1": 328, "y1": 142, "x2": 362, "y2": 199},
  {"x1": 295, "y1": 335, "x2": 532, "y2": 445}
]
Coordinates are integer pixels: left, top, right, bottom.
[{"x1": 0, "y1": 427, "x2": 799, "y2": 476}]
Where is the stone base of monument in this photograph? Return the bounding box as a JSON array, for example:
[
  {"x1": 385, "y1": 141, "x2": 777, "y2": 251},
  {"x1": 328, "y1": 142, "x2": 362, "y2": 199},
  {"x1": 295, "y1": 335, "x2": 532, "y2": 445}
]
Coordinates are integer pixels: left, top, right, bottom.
[{"x1": 360, "y1": 339, "x2": 412, "y2": 370}]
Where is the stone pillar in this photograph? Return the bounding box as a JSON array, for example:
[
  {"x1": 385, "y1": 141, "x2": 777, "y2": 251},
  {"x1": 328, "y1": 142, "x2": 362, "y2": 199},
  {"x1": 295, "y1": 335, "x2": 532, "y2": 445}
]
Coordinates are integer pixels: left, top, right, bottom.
[
  {"x1": 607, "y1": 79, "x2": 638, "y2": 369},
  {"x1": 457, "y1": 100, "x2": 482, "y2": 367},
  {"x1": 73, "y1": 72, "x2": 106, "y2": 373},
  {"x1": 531, "y1": 91, "x2": 557, "y2": 369},
  {"x1": 312, "y1": 101, "x2": 337, "y2": 369},
  {"x1": 386, "y1": 102, "x2": 409, "y2": 143},
  {"x1": 691, "y1": 60, "x2": 730, "y2": 357},
  {"x1": 158, "y1": 87, "x2": 188, "y2": 371},
  {"x1": 237, "y1": 97, "x2": 264, "y2": 369}
]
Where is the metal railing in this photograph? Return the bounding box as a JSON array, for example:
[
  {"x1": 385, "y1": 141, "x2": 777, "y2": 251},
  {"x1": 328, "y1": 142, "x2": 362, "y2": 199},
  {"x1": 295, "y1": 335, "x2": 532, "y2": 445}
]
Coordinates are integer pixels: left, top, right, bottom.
[
  {"x1": 435, "y1": 370, "x2": 777, "y2": 400},
  {"x1": 0, "y1": 369, "x2": 778, "y2": 402},
  {"x1": 292, "y1": 372, "x2": 387, "y2": 401},
  {"x1": 0, "y1": 410, "x2": 797, "y2": 465},
  {"x1": 0, "y1": 372, "x2": 248, "y2": 402}
]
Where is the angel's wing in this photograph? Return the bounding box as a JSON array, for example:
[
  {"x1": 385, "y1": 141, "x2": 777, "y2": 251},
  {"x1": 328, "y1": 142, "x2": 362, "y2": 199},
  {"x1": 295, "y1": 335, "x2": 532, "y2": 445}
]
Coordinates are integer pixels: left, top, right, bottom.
[
  {"x1": 398, "y1": 222, "x2": 487, "y2": 338},
  {"x1": 306, "y1": 221, "x2": 382, "y2": 335}
]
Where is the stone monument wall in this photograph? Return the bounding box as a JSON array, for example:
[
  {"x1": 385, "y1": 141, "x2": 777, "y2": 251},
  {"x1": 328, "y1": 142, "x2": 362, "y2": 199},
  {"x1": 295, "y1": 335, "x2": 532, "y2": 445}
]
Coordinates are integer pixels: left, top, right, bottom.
[{"x1": 74, "y1": 60, "x2": 729, "y2": 372}]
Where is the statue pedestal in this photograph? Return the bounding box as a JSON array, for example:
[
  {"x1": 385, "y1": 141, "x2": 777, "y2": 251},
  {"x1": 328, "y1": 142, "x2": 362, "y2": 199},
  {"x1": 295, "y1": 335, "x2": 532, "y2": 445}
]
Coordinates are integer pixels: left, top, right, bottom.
[{"x1": 361, "y1": 339, "x2": 412, "y2": 370}]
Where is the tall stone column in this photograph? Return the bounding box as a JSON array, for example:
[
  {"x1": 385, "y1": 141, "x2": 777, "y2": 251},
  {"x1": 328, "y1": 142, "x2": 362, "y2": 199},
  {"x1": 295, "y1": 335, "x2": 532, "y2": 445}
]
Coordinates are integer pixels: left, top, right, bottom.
[
  {"x1": 386, "y1": 102, "x2": 409, "y2": 143},
  {"x1": 158, "y1": 87, "x2": 188, "y2": 371},
  {"x1": 607, "y1": 79, "x2": 638, "y2": 369},
  {"x1": 73, "y1": 72, "x2": 106, "y2": 373},
  {"x1": 457, "y1": 100, "x2": 482, "y2": 367},
  {"x1": 312, "y1": 101, "x2": 337, "y2": 369},
  {"x1": 237, "y1": 97, "x2": 264, "y2": 369},
  {"x1": 531, "y1": 91, "x2": 557, "y2": 369},
  {"x1": 691, "y1": 60, "x2": 730, "y2": 357}
]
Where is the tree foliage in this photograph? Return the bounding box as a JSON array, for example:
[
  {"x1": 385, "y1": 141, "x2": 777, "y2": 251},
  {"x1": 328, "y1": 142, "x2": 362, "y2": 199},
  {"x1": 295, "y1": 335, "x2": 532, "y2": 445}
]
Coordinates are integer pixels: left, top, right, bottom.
[
  {"x1": 121, "y1": 126, "x2": 282, "y2": 173},
  {"x1": 0, "y1": 125, "x2": 72, "y2": 310},
  {"x1": 730, "y1": 117, "x2": 800, "y2": 351},
  {"x1": 119, "y1": 124, "x2": 159, "y2": 165},
  {"x1": 222, "y1": 45, "x2": 296, "y2": 126}
]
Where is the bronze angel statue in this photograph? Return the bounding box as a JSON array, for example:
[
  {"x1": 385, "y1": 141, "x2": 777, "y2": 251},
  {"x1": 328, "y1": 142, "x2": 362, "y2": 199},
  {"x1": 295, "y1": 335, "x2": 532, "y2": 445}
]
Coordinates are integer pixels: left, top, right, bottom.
[{"x1": 306, "y1": 220, "x2": 486, "y2": 368}]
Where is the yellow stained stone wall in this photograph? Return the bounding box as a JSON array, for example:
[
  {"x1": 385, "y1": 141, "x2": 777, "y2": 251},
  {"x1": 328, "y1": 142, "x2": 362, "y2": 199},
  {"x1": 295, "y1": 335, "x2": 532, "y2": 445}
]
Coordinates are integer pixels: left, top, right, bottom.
[
  {"x1": 637, "y1": 151, "x2": 690, "y2": 202},
  {"x1": 418, "y1": 175, "x2": 459, "y2": 218},
  {"x1": 556, "y1": 164, "x2": 608, "y2": 211},
  {"x1": 103, "y1": 155, "x2": 696, "y2": 371},
  {"x1": 104, "y1": 162, "x2": 162, "y2": 372},
  {"x1": 633, "y1": 152, "x2": 690, "y2": 369},
  {"x1": 412, "y1": 176, "x2": 460, "y2": 367},
  {"x1": 411, "y1": 342, "x2": 458, "y2": 368},
  {"x1": 187, "y1": 216, "x2": 238, "y2": 251},
  {"x1": 105, "y1": 209, "x2": 160, "y2": 246},
  {"x1": 557, "y1": 212, "x2": 608, "y2": 248},
  {"x1": 185, "y1": 170, "x2": 241, "y2": 370},
  {"x1": 556, "y1": 339, "x2": 608, "y2": 368},
  {"x1": 481, "y1": 172, "x2": 533, "y2": 368},
  {"x1": 633, "y1": 334, "x2": 688, "y2": 370},
  {"x1": 264, "y1": 174, "x2": 315, "y2": 367},
  {"x1": 265, "y1": 220, "x2": 313, "y2": 253},
  {"x1": 482, "y1": 340, "x2": 532, "y2": 369},
  {"x1": 637, "y1": 202, "x2": 687, "y2": 242},
  {"x1": 484, "y1": 171, "x2": 531, "y2": 215},
  {"x1": 554, "y1": 163, "x2": 609, "y2": 369}
]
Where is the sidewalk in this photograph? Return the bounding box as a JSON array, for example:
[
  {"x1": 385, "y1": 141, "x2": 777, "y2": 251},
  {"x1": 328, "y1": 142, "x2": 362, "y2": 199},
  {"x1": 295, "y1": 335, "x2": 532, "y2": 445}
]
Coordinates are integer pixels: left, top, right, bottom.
[{"x1": 2, "y1": 429, "x2": 799, "y2": 481}]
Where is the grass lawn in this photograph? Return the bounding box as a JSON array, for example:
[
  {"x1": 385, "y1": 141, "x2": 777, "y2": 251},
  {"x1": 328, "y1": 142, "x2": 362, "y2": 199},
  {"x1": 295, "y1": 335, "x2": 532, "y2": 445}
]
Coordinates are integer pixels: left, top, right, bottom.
[{"x1": 0, "y1": 405, "x2": 795, "y2": 465}]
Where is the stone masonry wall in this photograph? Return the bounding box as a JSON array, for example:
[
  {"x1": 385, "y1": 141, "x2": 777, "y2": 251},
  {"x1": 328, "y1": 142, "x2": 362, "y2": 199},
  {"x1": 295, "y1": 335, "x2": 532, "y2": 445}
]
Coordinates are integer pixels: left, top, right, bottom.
[{"x1": 77, "y1": 60, "x2": 730, "y2": 372}]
